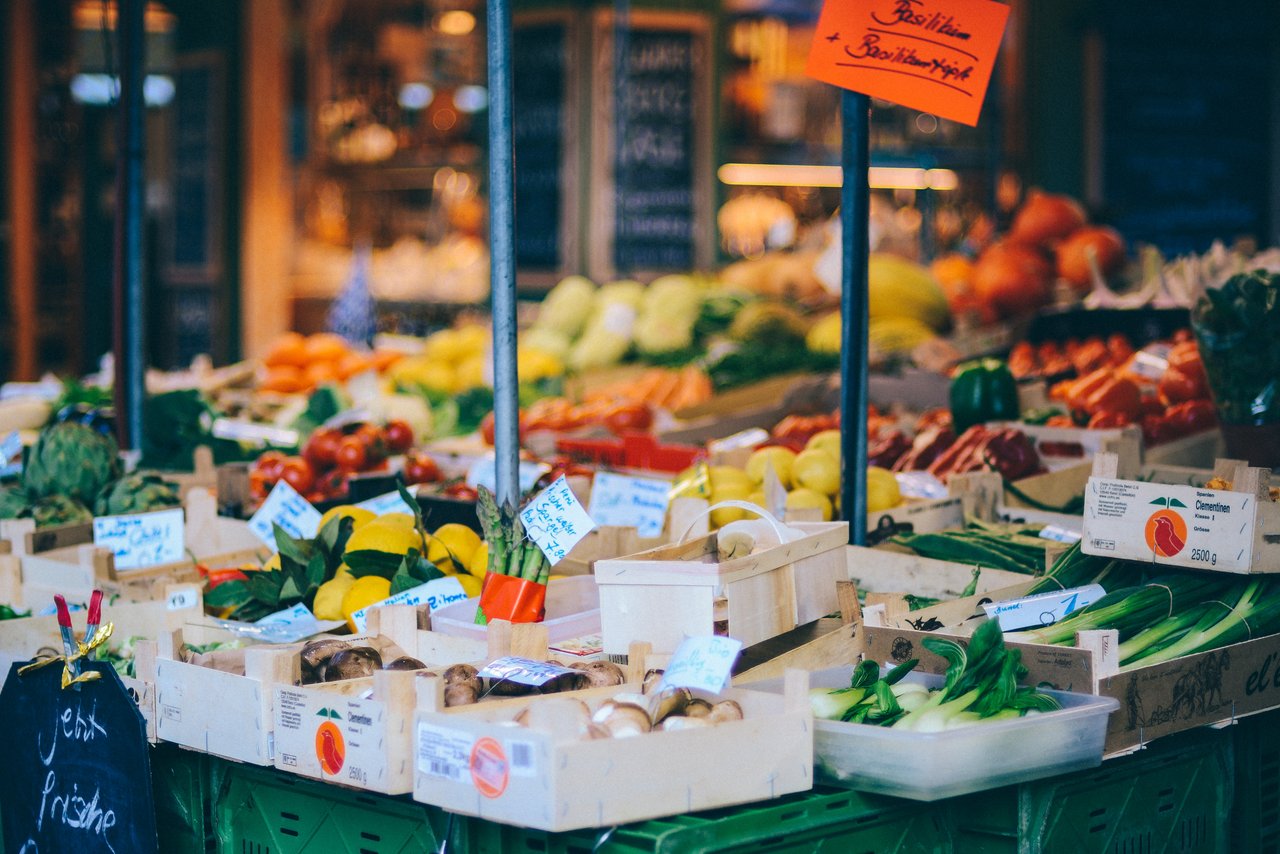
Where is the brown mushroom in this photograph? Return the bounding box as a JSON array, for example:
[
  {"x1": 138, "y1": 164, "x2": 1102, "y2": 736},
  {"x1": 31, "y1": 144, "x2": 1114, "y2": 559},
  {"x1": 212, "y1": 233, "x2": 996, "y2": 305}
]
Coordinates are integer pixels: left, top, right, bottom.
[
  {"x1": 383, "y1": 655, "x2": 428, "y2": 671},
  {"x1": 442, "y1": 663, "x2": 478, "y2": 685},
  {"x1": 594, "y1": 702, "x2": 653, "y2": 738},
  {"x1": 300, "y1": 638, "x2": 348, "y2": 671},
  {"x1": 322, "y1": 647, "x2": 382, "y2": 682},
  {"x1": 683, "y1": 698, "x2": 713, "y2": 718},
  {"x1": 707, "y1": 700, "x2": 744, "y2": 724},
  {"x1": 580, "y1": 661, "x2": 626, "y2": 688},
  {"x1": 444, "y1": 682, "x2": 480, "y2": 707},
  {"x1": 659, "y1": 716, "x2": 711, "y2": 732}
]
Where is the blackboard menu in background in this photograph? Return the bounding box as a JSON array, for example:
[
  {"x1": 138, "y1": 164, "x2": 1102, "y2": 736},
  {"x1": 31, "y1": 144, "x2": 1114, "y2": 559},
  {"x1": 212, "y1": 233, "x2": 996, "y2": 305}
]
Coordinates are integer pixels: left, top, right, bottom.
[
  {"x1": 514, "y1": 22, "x2": 568, "y2": 272},
  {"x1": 0, "y1": 660, "x2": 158, "y2": 854},
  {"x1": 1101, "y1": 8, "x2": 1272, "y2": 255},
  {"x1": 613, "y1": 28, "x2": 700, "y2": 273}
]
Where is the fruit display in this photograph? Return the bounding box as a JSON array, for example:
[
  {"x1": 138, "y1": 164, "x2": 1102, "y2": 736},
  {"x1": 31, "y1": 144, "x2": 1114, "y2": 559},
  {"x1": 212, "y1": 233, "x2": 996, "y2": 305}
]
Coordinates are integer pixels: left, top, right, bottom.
[{"x1": 260, "y1": 332, "x2": 405, "y2": 395}]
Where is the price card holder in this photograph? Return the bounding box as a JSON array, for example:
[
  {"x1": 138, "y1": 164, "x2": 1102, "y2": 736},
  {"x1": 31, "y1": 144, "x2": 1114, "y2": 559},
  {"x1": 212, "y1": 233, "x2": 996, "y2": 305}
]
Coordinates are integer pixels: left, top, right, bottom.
[
  {"x1": 520, "y1": 476, "x2": 596, "y2": 564},
  {"x1": 248, "y1": 481, "x2": 322, "y2": 548},
  {"x1": 587, "y1": 472, "x2": 672, "y2": 538},
  {"x1": 659, "y1": 636, "x2": 743, "y2": 694},
  {"x1": 0, "y1": 661, "x2": 158, "y2": 854},
  {"x1": 982, "y1": 584, "x2": 1106, "y2": 632},
  {"x1": 93, "y1": 508, "x2": 186, "y2": 572}
]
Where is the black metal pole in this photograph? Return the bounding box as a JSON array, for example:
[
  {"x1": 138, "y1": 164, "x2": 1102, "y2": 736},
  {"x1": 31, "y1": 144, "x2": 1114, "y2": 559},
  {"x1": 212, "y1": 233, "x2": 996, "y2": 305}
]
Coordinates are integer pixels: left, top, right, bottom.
[
  {"x1": 839, "y1": 92, "x2": 871, "y2": 546},
  {"x1": 487, "y1": 0, "x2": 520, "y2": 508},
  {"x1": 111, "y1": 0, "x2": 146, "y2": 451}
]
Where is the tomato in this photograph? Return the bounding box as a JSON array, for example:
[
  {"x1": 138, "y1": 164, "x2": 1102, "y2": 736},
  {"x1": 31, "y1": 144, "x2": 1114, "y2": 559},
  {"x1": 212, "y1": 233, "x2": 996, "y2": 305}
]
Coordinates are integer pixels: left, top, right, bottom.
[
  {"x1": 603, "y1": 403, "x2": 654, "y2": 435},
  {"x1": 1087, "y1": 411, "x2": 1133, "y2": 429},
  {"x1": 1165, "y1": 400, "x2": 1217, "y2": 436},
  {"x1": 280, "y1": 457, "x2": 315, "y2": 493},
  {"x1": 384, "y1": 420, "x2": 414, "y2": 454},
  {"x1": 255, "y1": 450, "x2": 287, "y2": 481},
  {"x1": 334, "y1": 436, "x2": 368, "y2": 472},
  {"x1": 315, "y1": 467, "x2": 349, "y2": 499},
  {"x1": 1158, "y1": 367, "x2": 1206, "y2": 405},
  {"x1": 443, "y1": 482, "x2": 479, "y2": 501},
  {"x1": 351, "y1": 423, "x2": 386, "y2": 464},
  {"x1": 479, "y1": 411, "x2": 496, "y2": 445},
  {"x1": 403, "y1": 452, "x2": 442, "y2": 485},
  {"x1": 303, "y1": 429, "x2": 342, "y2": 470}
]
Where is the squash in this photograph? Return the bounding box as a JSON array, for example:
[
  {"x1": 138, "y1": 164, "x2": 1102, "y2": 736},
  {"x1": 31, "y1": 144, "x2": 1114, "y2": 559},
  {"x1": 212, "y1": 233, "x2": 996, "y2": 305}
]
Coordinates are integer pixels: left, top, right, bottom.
[
  {"x1": 868, "y1": 253, "x2": 950, "y2": 332},
  {"x1": 972, "y1": 241, "x2": 1053, "y2": 318},
  {"x1": 1009, "y1": 190, "x2": 1087, "y2": 248}
]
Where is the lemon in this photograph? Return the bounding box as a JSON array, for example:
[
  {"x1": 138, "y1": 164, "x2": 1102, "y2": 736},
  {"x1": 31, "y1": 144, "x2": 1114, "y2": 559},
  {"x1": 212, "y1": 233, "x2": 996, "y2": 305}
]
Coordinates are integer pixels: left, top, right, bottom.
[
  {"x1": 792, "y1": 449, "x2": 841, "y2": 496},
  {"x1": 455, "y1": 355, "x2": 486, "y2": 391},
  {"x1": 745, "y1": 447, "x2": 796, "y2": 488},
  {"x1": 378, "y1": 512, "x2": 417, "y2": 530},
  {"x1": 747, "y1": 490, "x2": 767, "y2": 509},
  {"x1": 341, "y1": 575, "x2": 392, "y2": 631},
  {"x1": 866, "y1": 467, "x2": 903, "y2": 513},
  {"x1": 671, "y1": 465, "x2": 711, "y2": 499},
  {"x1": 261, "y1": 553, "x2": 282, "y2": 573},
  {"x1": 710, "y1": 482, "x2": 752, "y2": 527},
  {"x1": 805, "y1": 430, "x2": 842, "y2": 462},
  {"x1": 454, "y1": 324, "x2": 490, "y2": 355},
  {"x1": 314, "y1": 573, "x2": 356, "y2": 621},
  {"x1": 709, "y1": 465, "x2": 752, "y2": 494},
  {"x1": 344, "y1": 521, "x2": 425, "y2": 558},
  {"x1": 786, "y1": 488, "x2": 833, "y2": 521},
  {"x1": 455, "y1": 573, "x2": 483, "y2": 598},
  {"x1": 318, "y1": 505, "x2": 377, "y2": 533},
  {"x1": 427, "y1": 523, "x2": 482, "y2": 574},
  {"x1": 467, "y1": 542, "x2": 489, "y2": 581}
]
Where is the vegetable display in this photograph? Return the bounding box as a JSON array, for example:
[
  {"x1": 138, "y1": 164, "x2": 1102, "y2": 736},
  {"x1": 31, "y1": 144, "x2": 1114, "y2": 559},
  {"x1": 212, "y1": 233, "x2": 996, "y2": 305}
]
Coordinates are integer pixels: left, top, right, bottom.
[
  {"x1": 474, "y1": 486, "x2": 550, "y2": 625},
  {"x1": 889, "y1": 520, "x2": 1054, "y2": 575},
  {"x1": 949, "y1": 358, "x2": 1020, "y2": 433},
  {"x1": 1192, "y1": 269, "x2": 1280, "y2": 426}
]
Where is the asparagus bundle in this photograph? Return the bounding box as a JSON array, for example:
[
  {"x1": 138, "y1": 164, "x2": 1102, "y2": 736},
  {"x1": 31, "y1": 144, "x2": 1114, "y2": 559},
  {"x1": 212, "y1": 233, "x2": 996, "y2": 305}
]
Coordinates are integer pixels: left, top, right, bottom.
[{"x1": 474, "y1": 486, "x2": 550, "y2": 625}]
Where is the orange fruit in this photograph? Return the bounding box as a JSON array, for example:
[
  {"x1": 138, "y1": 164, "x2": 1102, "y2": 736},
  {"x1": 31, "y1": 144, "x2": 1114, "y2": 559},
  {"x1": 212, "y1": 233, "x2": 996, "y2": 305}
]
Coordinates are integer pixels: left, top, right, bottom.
[
  {"x1": 336, "y1": 352, "x2": 373, "y2": 380},
  {"x1": 305, "y1": 333, "x2": 350, "y2": 364},
  {"x1": 260, "y1": 366, "x2": 304, "y2": 394},
  {"x1": 371, "y1": 349, "x2": 404, "y2": 372},
  {"x1": 303, "y1": 361, "x2": 339, "y2": 387},
  {"x1": 264, "y1": 332, "x2": 309, "y2": 368}
]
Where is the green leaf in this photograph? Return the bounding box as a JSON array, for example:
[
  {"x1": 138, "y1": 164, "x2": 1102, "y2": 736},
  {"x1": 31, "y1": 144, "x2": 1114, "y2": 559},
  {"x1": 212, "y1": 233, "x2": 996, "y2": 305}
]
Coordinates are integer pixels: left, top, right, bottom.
[
  {"x1": 246, "y1": 571, "x2": 283, "y2": 606},
  {"x1": 344, "y1": 549, "x2": 406, "y2": 579},
  {"x1": 274, "y1": 524, "x2": 314, "y2": 564},
  {"x1": 408, "y1": 556, "x2": 445, "y2": 583},
  {"x1": 203, "y1": 580, "x2": 249, "y2": 608},
  {"x1": 391, "y1": 571, "x2": 421, "y2": 595},
  {"x1": 1150, "y1": 497, "x2": 1168, "y2": 507},
  {"x1": 306, "y1": 553, "x2": 328, "y2": 587},
  {"x1": 279, "y1": 575, "x2": 303, "y2": 603}
]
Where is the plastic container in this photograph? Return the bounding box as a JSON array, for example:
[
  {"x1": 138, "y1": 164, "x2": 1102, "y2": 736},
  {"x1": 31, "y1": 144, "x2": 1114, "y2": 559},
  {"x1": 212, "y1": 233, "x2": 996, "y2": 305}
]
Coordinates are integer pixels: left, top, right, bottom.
[
  {"x1": 428, "y1": 574, "x2": 601, "y2": 643},
  {"x1": 1232, "y1": 709, "x2": 1280, "y2": 853},
  {"x1": 755, "y1": 666, "x2": 1118, "y2": 801}
]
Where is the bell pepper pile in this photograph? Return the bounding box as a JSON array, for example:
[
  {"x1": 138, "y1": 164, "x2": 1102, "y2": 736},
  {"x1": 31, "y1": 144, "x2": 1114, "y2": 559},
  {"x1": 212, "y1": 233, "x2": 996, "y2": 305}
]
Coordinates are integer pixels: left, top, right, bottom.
[
  {"x1": 1008, "y1": 334, "x2": 1135, "y2": 380},
  {"x1": 949, "y1": 358, "x2": 1021, "y2": 432}
]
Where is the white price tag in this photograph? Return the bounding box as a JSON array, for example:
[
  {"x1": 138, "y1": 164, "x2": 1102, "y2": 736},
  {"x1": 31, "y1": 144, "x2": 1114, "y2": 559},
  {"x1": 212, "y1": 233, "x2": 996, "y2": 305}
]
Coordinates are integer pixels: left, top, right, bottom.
[
  {"x1": 478, "y1": 656, "x2": 575, "y2": 688},
  {"x1": 211, "y1": 419, "x2": 300, "y2": 448},
  {"x1": 466, "y1": 457, "x2": 549, "y2": 494},
  {"x1": 166, "y1": 588, "x2": 199, "y2": 611},
  {"x1": 253, "y1": 603, "x2": 334, "y2": 642},
  {"x1": 348, "y1": 577, "x2": 469, "y2": 633},
  {"x1": 519, "y1": 475, "x2": 596, "y2": 564},
  {"x1": 1129, "y1": 343, "x2": 1171, "y2": 382},
  {"x1": 417, "y1": 723, "x2": 473, "y2": 782},
  {"x1": 93, "y1": 508, "x2": 185, "y2": 571},
  {"x1": 356, "y1": 490, "x2": 417, "y2": 517},
  {"x1": 659, "y1": 636, "x2": 743, "y2": 694},
  {"x1": 248, "y1": 480, "x2": 322, "y2": 547},
  {"x1": 983, "y1": 584, "x2": 1106, "y2": 632},
  {"x1": 587, "y1": 472, "x2": 672, "y2": 538}
]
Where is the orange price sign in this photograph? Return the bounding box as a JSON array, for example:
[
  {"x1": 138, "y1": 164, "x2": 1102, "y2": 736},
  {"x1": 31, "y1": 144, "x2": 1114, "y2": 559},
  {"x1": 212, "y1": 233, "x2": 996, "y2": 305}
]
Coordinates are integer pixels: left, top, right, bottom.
[{"x1": 805, "y1": 0, "x2": 1011, "y2": 126}]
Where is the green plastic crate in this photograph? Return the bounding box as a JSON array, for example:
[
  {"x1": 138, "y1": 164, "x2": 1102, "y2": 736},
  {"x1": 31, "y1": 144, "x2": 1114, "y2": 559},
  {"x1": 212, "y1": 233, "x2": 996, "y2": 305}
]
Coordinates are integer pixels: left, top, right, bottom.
[
  {"x1": 465, "y1": 786, "x2": 952, "y2": 853},
  {"x1": 213, "y1": 760, "x2": 465, "y2": 854},
  {"x1": 949, "y1": 729, "x2": 1233, "y2": 854},
  {"x1": 1232, "y1": 709, "x2": 1280, "y2": 853},
  {"x1": 152, "y1": 743, "x2": 214, "y2": 854}
]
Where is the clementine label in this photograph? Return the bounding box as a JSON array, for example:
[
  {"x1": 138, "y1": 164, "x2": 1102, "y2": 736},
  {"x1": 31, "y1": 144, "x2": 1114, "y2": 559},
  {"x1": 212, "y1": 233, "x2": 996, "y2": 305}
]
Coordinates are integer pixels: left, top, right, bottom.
[
  {"x1": 1144, "y1": 508, "x2": 1188, "y2": 558},
  {"x1": 470, "y1": 736, "x2": 510, "y2": 798},
  {"x1": 315, "y1": 720, "x2": 345, "y2": 775}
]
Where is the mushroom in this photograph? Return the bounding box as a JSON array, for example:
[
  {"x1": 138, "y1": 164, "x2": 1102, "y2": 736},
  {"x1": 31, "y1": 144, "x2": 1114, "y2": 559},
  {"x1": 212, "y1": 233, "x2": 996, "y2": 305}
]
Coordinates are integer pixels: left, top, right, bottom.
[
  {"x1": 683, "y1": 698, "x2": 713, "y2": 718},
  {"x1": 442, "y1": 663, "x2": 478, "y2": 685},
  {"x1": 322, "y1": 647, "x2": 382, "y2": 682},
  {"x1": 641, "y1": 669, "x2": 664, "y2": 694},
  {"x1": 580, "y1": 661, "x2": 626, "y2": 688},
  {"x1": 300, "y1": 639, "x2": 348, "y2": 672},
  {"x1": 383, "y1": 655, "x2": 428, "y2": 671},
  {"x1": 444, "y1": 682, "x2": 480, "y2": 707},
  {"x1": 651, "y1": 687, "x2": 693, "y2": 724},
  {"x1": 594, "y1": 702, "x2": 652, "y2": 738},
  {"x1": 707, "y1": 700, "x2": 744, "y2": 724},
  {"x1": 659, "y1": 716, "x2": 711, "y2": 732}
]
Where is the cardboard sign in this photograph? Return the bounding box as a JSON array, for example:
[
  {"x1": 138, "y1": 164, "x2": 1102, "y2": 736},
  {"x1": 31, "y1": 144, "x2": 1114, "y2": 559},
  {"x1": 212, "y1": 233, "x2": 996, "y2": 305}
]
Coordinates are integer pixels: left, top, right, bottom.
[
  {"x1": 0, "y1": 661, "x2": 158, "y2": 854},
  {"x1": 1083, "y1": 478, "x2": 1255, "y2": 571},
  {"x1": 93, "y1": 508, "x2": 186, "y2": 571},
  {"x1": 347, "y1": 577, "x2": 468, "y2": 633},
  {"x1": 248, "y1": 480, "x2": 323, "y2": 547},
  {"x1": 587, "y1": 472, "x2": 672, "y2": 538},
  {"x1": 660, "y1": 636, "x2": 743, "y2": 694},
  {"x1": 805, "y1": 0, "x2": 1011, "y2": 126},
  {"x1": 982, "y1": 584, "x2": 1106, "y2": 632},
  {"x1": 519, "y1": 475, "x2": 596, "y2": 564}
]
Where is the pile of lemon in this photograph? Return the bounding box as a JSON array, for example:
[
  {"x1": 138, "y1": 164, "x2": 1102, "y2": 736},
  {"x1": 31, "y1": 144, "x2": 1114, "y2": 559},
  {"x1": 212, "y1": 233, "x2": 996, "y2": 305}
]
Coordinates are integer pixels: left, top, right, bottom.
[{"x1": 310, "y1": 505, "x2": 487, "y2": 630}]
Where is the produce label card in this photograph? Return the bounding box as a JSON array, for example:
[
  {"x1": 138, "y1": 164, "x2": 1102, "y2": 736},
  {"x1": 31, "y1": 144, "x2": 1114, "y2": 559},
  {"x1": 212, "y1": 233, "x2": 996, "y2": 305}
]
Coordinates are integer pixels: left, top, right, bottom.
[
  {"x1": 983, "y1": 584, "x2": 1105, "y2": 632},
  {"x1": 166, "y1": 587, "x2": 200, "y2": 611},
  {"x1": 478, "y1": 656, "x2": 576, "y2": 688},
  {"x1": 660, "y1": 636, "x2": 743, "y2": 694},
  {"x1": 520, "y1": 475, "x2": 596, "y2": 564},
  {"x1": 253, "y1": 603, "x2": 344, "y2": 642},
  {"x1": 417, "y1": 722, "x2": 475, "y2": 783},
  {"x1": 348, "y1": 577, "x2": 468, "y2": 632},
  {"x1": 211, "y1": 418, "x2": 300, "y2": 448},
  {"x1": 1083, "y1": 478, "x2": 1256, "y2": 571},
  {"x1": 587, "y1": 472, "x2": 672, "y2": 538},
  {"x1": 466, "y1": 457, "x2": 550, "y2": 494},
  {"x1": 356, "y1": 490, "x2": 417, "y2": 517},
  {"x1": 93, "y1": 507, "x2": 185, "y2": 571},
  {"x1": 249, "y1": 480, "x2": 323, "y2": 547},
  {"x1": 805, "y1": 0, "x2": 1011, "y2": 126},
  {"x1": 275, "y1": 687, "x2": 390, "y2": 790}
]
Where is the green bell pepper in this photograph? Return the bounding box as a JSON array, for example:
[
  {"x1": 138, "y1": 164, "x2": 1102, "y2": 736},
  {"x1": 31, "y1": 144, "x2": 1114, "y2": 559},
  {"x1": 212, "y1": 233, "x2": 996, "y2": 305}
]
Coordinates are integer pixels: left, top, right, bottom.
[{"x1": 949, "y1": 358, "x2": 1021, "y2": 432}]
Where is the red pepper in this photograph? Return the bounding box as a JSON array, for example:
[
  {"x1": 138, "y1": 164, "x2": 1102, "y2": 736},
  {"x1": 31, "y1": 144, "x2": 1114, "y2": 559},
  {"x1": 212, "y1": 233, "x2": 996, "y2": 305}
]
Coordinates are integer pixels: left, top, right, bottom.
[
  {"x1": 1158, "y1": 366, "x2": 1207, "y2": 404},
  {"x1": 1087, "y1": 410, "x2": 1133, "y2": 429},
  {"x1": 1066, "y1": 368, "x2": 1114, "y2": 411},
  {"x1": 927, "y1": 426, "x2": 992, "y2": 480},
  {"x1": 980, "y1": 429, "x2": 1041, "y2": 480},
  {"x1": 891, "y1": 427, "x2": 955, "y2": 472},
  {"x1": 206, "y1": 568, "x2": 249, "y2": 589},
  {"x1": 1164, "y1": 400, "x2": 1217, "y2": 437},
  {"x1": 1141, "y1": 413, "x2": 1173, "y2": 446},
  {"x1": 1084, "y1": 376, "x2": 1141, "y2": 420}
]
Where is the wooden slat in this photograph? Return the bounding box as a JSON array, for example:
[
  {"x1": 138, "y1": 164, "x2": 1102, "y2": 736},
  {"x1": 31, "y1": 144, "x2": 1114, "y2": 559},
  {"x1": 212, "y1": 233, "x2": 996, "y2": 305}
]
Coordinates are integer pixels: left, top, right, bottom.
[{"x1": 5, "y1": 0, "x2": 37, "y2": 378}]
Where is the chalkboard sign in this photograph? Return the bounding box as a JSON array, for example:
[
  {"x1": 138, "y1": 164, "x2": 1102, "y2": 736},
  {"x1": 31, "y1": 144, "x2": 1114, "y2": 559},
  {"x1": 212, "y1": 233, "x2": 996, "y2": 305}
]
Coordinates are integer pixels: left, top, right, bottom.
[
  {"x1": 166, "y1": 53, "x2": 224, "y2": 284},
  {"x1": 590, "y1": 12, "x2": 712, "y2": 278},
  {"x1": 514, "y1": 20, "x2": 572, "y2": 273},
  {"x1": 0, "y1": 660, "x2": 158, "y2": 854},
  {"x1": 1101, "y1": 9, "x2": 1271, "y2": 254}
]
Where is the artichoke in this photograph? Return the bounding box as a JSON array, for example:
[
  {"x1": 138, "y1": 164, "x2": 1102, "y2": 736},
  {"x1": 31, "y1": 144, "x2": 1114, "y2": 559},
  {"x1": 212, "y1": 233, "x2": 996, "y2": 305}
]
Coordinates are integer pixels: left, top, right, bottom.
[
  {"x1": 23, "y1": 422, "x2": 121, "y2": 504},
  {"x1": 95, "y1": 473, "x2": 182, "y2": 516},
  {"x1": 0, "y1": 486, "x2": 27, "y2": 519},
  {"x1": 25, "y1": 494, "x2": 93, "y2": 528}
]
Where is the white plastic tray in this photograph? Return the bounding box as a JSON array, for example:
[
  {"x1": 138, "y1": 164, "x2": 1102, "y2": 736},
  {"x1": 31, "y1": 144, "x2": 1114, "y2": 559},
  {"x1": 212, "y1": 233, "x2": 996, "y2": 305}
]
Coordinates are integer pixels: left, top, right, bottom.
[
  {"x1": 755, "y1": 665, "x2": 1118, "y2": 801},
  {"x1": 428, "y1": 574, "x2": 601, "y2": 643}
]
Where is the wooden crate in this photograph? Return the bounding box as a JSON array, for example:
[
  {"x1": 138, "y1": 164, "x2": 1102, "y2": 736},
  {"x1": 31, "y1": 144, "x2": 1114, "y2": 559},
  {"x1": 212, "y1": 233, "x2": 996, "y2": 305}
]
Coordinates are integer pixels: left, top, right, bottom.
[
  {"x1": 1083, "y1": 453, "x2": 1278, "y2": 574},
  {"x1": 411, "y1": 669, "x2": 813, "y2": 831},
  {"x1": 594, "y1": 521, "x2": 848, "y2": 656}
]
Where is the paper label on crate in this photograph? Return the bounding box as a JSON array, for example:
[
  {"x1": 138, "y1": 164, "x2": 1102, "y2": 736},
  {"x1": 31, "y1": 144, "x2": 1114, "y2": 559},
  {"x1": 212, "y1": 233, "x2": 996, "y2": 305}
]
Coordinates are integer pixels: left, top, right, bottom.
[
  {"x1": 478, "y1": 656, "x2": 576, "y2": 688},
  {"x1": 355, "y1": 490, "x2": 417, "y2": 517},
  {"x1": 347, "y1": 577, "x2": 468, "y2": 633},
  {"x1": 587, "y1": 472, "x2": 672, "y2": 538},
  {"x1": 894, "y1": 471, "x2": 948, "y2": 500},
  {"x1": 1039, "y1": 525, "x2": 1083, "y2": 544},
  {"x1": 0, "y1": 380, "x2": 63, "y2": 401},
  {"x1": 982, "y1": 584, "x2": 1105, "y2": 631},
  {"x1": 248, "y1": 480, "x2": 323, "y2": 547},
  {"x1": 276, "y1": 688, "x2": 384, "y2": 786},
  {"x1": 466, "y1": 457, "x2": 550, "y2": 495},
  {"x1": 1083, "y1": 478, "x2": 1255, "y2": 571},
  {"x1": 0, "y1": 431, "x2": 21, "y2": 478},
  {"x1": 548, "y1": 634, "x2": 605, "y2": 657},
  {"x1": 660, "y1": 636, "x2": 743, "y2": 694},
  {"x1": 210, "y1": 418, "x2": 300, "y2": 448},
  {"x1": 252, "y1": 603, "x2": 342, "y2": 643},
  {"x1": 166, "y1": 588, "x2": 199, "y2": 611},
  {"x1": 1128, "y1": 343, "x2": 1171, "y2": 382},
  {"x1": 417, "y1": 722, "x2": 475, "y2": 782},
  {"x1": 93, "y1": 507, "x2": 185, "y2": 571},
  {"x1": 520, "y1": 475, "x2": 596, "y2": 564},
  {"x1": 505, "y1": 739, "x2": 538, "y2": 777}
]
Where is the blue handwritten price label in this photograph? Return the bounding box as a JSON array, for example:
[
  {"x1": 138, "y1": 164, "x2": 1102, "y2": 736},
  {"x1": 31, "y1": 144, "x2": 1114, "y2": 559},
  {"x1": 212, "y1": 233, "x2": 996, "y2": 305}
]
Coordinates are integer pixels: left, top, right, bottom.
[
  {"x1": 356, "y1": 490, "x2": 417, "y2": 517},
  {"x1": 519, "y1": 475, "x2": 596, "y2": 565},
  {"x1": 466, "y1": 457, "x2": 550, "y2": 494},
  {"x1": 348, "y1": 577, "x2": 468, "y2": 633},
  {"x1": 982, "y1": 584, "x2": 1106, "y2": 632},
  {"x1": 248, "y1": 480, "x2": 323, "y2": 548},
  {"x1": 0, "y1": 430, "x2": 22, "y2": 478},
  {"x1": 478, "y1": 656, "x2": 576, "y2": 688},
  {"x1": 587, "y1": 472, "x2": 672, "y2": 538},
  {"x1": 660, "y1": 636, "x2": 743, "y2": 694},
  {"x1": 93, "y1": 508, "x2": 186, "y2": 571},
  {"x1": 253, "y1": 603, "x2": 335, "y2": 642}
]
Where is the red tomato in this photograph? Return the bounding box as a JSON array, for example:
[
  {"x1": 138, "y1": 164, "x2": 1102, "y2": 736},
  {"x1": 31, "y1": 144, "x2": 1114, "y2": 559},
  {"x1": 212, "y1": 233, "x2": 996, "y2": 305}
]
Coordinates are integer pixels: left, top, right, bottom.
[
  {"x1": 255, "y1": 450, "x2": 287, "y2": 481},
  {"x1": 315, "y1": 467, "x2": 349, "y2": 499},
  {"x1": 403, "y1": 452, "x2": 442, "y2": 485},
  {"x1": 1087, "y1": 411, "x2": 1133, "y2": 429},
  {"x1": 1165, "y1": 400, "x2": 1217, "y2": 436},
  {"x1": 334, "y1": 436, "x2": 368, "y2": 472},
  {"x1": 280, "y1": 457, "x2": 315, "y2": 493},
  {"x1": 206, "y1": 568, "x2": 249, "y2": 589},
  {"x1": 384, "y1": 420, "x2": 414, "y2": 454},
  {"x1": 303, "y1": 429, "x2": 342, "y2": 470},
  {"x1": 443, "y1": 482, "x2": 479, "y2": 501},
  {"x1": 603, "y1": 403, "x2": 654, "y2": 435},
  {"x1": 353, "y1": 423, "x2": 387, "y2": 463},
  {"x1": 1159, "y1": 367, "x2": 1207, "y2": 405},
  {"x1": 479, "y1": 412, "x2": 496, "y2": 445}
]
